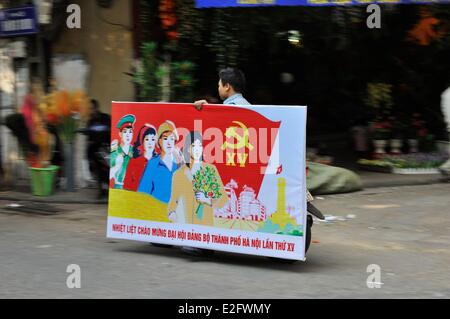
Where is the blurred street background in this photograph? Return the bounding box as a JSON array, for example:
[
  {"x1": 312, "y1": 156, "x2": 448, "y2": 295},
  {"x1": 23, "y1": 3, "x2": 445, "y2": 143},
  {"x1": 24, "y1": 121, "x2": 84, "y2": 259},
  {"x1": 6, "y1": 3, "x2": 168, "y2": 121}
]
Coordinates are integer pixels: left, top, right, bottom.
[{"x1": 0, "y1": 0, "x2": 449, "y2": 298}]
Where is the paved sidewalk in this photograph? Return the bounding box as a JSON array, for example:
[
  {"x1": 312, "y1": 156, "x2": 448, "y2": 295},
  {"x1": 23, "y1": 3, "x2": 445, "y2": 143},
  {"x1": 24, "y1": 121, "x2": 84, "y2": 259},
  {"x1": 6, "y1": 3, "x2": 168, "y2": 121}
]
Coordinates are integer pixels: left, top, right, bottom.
[
  {"x1": 0, "y1": 186, "x2": 107, "y2": 204},
  {"x1": 0, "y1": 171, "x2": 446, "y2": 204}
]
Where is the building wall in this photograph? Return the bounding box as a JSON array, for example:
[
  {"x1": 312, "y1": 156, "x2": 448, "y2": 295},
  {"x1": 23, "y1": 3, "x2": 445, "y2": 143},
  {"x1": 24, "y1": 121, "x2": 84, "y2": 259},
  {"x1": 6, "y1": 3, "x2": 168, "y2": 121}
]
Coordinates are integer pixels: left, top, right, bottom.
[{"x1": 52, "y1": 0, "x2": 135, "y2": 114}]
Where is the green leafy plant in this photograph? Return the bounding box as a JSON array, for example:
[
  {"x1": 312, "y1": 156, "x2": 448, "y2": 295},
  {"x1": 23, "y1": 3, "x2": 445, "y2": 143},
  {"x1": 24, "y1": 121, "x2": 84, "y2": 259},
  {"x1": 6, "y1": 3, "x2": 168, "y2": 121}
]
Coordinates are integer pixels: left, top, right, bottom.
[
  {"x1": 371, "y1": 119, "x2": 392, "y2": 140},
  {"x1": 365, "y1": 83, "x2": 394, "y2": 119},
  {"x1": 134, "y1": 42, "x2": 164, "y2": 101},
  {"x1": 171, "y1": 61, "x2": 196, "y2": 102},
  {"x1": 358, "y1": 152, "x2": 447, "y2": 169},
  {"x1": 134, "y1": 42, "x2": 196, "y2": 102},
  {"x1": 358, "y1": 159, "x2": 395, "y2": 168}
]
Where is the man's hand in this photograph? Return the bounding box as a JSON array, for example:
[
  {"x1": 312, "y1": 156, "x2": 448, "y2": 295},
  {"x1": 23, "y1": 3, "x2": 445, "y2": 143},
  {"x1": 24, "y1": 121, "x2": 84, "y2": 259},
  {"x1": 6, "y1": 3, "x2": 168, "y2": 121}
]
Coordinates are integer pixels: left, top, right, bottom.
[{"x1": 194, "y1": 100, "x2": 208, "y2": 111}]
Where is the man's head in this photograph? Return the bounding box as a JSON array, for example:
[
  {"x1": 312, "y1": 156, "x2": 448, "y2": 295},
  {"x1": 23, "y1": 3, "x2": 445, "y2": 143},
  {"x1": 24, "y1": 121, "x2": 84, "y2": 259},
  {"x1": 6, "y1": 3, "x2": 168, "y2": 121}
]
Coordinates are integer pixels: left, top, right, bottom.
[
  {"x1": 218, "y1": 68, "x2": 246, "y2": 101},
  {"x1": 90, "y1": 99, "x2": 100, "y2": 117}
]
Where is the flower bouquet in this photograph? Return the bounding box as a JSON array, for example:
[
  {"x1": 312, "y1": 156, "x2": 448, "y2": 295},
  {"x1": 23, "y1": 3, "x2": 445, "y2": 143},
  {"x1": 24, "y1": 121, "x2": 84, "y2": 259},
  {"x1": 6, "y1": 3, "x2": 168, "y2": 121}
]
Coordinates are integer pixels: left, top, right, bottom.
[
  {"x1": 192, "y1": 166, "x2": 222, "y2": 220},
  {"x1": 41, "y1": 90, "x2": 90, "y2": 144},
  {"x1": 39, "y1": 89, "x2": 90, "y2": 191}
]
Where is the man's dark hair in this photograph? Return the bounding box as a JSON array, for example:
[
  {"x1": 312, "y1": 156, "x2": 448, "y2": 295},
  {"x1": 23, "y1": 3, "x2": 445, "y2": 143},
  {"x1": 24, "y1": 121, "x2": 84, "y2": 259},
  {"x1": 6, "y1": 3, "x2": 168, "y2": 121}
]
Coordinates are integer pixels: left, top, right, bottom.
[
  {"x1": 219, "y1": 67, "x2": 246, "y2": 93},
  {"x1": 91, "y1": 99, "x2": 100, "y2": 111}
]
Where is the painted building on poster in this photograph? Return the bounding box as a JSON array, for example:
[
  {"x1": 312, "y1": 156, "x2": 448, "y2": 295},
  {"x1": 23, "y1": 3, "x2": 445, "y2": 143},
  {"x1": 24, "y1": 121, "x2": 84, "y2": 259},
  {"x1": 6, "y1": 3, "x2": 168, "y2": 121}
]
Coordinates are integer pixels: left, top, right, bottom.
[{"x1": 215, "y1": 180, "x2": 266, "y2": 221}]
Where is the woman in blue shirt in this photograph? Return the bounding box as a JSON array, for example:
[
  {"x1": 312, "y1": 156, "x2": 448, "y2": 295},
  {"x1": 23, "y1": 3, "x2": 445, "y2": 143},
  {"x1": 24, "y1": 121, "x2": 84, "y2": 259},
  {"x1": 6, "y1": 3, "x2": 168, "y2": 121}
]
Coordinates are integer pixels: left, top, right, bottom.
[{"x1": 138, "y1": 121, "x2": 182, "y2": 203}]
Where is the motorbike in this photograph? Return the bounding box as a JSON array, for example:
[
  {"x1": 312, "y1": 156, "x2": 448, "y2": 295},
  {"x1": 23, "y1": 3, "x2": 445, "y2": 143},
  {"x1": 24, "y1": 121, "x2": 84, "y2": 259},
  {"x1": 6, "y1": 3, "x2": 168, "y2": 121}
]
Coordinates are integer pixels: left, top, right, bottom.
[
  {"x1": 78, "y1": 123, "x2": 111, "y2": 198},
  {"x1": 267, "y1": 190, "x2": 324, "y2": 263},
  {"x1": 306, "y1": 189, "x2": 325, "y2": 253}
]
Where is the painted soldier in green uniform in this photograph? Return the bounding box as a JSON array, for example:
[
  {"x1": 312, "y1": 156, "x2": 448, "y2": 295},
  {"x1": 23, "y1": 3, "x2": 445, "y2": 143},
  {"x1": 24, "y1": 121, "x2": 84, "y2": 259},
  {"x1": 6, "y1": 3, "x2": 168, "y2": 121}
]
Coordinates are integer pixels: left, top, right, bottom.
[{"x1": 110, "y1": 114, "x2": 136, "y2": 189}]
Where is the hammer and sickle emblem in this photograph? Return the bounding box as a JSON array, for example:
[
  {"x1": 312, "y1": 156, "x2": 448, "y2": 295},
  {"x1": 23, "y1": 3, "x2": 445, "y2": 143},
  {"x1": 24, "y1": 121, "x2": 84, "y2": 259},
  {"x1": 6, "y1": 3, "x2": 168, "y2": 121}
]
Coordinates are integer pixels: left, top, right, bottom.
[{"x1": 221, "y1": 121, "x2": 254, "y2": 151}]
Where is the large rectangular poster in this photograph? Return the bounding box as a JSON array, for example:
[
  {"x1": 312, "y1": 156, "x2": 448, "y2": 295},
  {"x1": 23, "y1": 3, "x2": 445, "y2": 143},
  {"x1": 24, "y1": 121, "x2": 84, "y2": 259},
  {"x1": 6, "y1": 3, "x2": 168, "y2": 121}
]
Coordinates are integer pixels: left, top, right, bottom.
[{"x1": 107, "y1": 102, "x2": 307, "y2": 260}]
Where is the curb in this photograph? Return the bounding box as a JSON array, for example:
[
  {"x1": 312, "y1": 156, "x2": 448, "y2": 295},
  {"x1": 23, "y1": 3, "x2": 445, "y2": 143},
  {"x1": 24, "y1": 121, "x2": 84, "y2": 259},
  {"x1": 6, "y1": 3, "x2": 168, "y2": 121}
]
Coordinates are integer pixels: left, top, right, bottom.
[
  {"x1": 361, "y1": 176, "x2": 445, "y2": 190},
  {"x1": 0, "y1": 194, "x2": 108, "y2": 205},
  {"x1": 1, "y1": 177, "x2": 447, "y2": 204}
]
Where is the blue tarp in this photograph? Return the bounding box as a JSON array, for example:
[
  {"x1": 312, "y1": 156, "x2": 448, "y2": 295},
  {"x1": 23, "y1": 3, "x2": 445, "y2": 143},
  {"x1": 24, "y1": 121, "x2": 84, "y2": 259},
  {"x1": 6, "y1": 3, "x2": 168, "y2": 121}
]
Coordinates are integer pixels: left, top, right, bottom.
[{"x1": 196, "y1": 0, "x2": 450, "y2": 8}]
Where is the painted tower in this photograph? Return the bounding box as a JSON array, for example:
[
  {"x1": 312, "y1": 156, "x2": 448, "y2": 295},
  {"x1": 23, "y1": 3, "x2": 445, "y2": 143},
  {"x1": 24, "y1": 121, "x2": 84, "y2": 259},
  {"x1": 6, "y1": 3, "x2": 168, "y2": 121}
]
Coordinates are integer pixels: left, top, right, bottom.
[{"x1": 277, "y1": 177, "x2": 286, "y2": 215}]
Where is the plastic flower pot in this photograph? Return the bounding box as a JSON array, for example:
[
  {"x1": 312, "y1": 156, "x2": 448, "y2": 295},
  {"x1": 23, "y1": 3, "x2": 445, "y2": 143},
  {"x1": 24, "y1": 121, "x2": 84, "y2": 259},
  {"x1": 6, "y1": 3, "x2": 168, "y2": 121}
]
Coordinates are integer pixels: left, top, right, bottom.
[
  {"x1": 390, "y1": 139, "x2": 403, "y2": 154},
  {"x1": 373, "y1": 139, "x2": 387, "y2": 155},
  {"x1": 408, "y1": 139, "x2": 419, "y2": 153},
  {"x1": 29, "y1": 165, "x2": 59, "y2": 196}
]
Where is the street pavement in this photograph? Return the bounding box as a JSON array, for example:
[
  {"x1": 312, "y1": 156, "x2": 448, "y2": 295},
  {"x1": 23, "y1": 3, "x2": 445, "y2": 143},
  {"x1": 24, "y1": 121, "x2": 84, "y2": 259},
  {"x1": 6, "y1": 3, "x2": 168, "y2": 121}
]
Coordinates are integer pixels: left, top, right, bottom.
[{"x1": 0, "y1": 183, "x2": 449, "y2": 299}]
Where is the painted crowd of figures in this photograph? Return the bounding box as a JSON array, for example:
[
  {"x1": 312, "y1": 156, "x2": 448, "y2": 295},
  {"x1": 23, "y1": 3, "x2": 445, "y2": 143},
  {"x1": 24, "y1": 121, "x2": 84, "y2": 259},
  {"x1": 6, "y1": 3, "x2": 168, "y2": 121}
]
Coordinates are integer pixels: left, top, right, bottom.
[{"x1": 110, "y1": 114, "x2": 228, "y2": 226}]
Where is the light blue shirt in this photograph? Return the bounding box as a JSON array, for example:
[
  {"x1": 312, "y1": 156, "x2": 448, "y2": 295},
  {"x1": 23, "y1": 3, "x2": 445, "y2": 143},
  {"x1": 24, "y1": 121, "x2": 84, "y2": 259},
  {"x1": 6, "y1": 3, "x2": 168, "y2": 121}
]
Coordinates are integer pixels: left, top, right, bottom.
[{"x1": 223, "y1": 93, "x2": 250, "y2": 106}]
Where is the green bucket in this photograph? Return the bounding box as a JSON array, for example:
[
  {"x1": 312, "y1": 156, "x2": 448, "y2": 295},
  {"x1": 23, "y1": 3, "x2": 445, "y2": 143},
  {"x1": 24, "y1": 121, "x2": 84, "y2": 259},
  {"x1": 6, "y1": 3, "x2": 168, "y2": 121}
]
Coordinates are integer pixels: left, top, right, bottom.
[{"x1": 29, "y1": 165, "x2": 59, "y2": 196}]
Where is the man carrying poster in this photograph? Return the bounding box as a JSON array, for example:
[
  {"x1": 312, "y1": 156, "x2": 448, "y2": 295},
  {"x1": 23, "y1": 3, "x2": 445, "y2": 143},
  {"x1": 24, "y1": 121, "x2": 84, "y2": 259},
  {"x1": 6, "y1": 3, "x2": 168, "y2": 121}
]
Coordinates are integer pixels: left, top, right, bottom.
[
  {"x1": 194, "y1": 67, "x2": 250, "y2": 110},
  {"x1": 180, "y1": 67, "x2": 251, "y2": 255},
  {"x1": 107, "y1": 98, "x2": 308, "y2": 261}
]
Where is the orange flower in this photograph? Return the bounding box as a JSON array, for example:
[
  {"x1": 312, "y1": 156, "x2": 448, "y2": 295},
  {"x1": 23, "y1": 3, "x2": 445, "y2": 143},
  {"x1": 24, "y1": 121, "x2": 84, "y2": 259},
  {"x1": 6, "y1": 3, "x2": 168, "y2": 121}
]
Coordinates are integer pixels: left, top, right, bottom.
[
  {"x1": 47, "y1": 113, "x2": 59, "y2": 125},
  {"x1": 408, "y1": 10, "x2": 442, "y2": 46},
  {"x1": 27, "y1": 153, "x2": 40, "y2": 168},
  {"x1": 71, "y1": 90, "x2": 84, "y2": 112},
  {"x1": 71, "y1": 90, "x2": 90, "y2": 122},
  {"x1": 55, "y1": 90, "x2": 71, "y2": 117},
  {"x1": 167, "y1": 30, "x2": 179, "y2": 40},
  {"x1": 159, "y1": 0, "x2": 177, "y2": 39}
]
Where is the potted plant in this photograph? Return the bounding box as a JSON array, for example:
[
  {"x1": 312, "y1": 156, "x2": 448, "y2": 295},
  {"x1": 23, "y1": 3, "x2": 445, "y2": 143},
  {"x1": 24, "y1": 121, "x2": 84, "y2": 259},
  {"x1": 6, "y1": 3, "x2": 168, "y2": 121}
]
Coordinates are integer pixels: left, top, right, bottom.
[
  {"x1": 407, "y1": 113, "x2": 428, "y2": 153},
  {"x1": 5, "y1": 93, "x2": 59, "y2": 196},
  {"x1": 389, "y1": 116, "x2": 405, "y2": 154},
  {"x1": 371, "y1": 118, "x2": 392, "y2": 155},
  {"x1": 365, "y1": 83, "x2": 394, "y2": 156}
]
